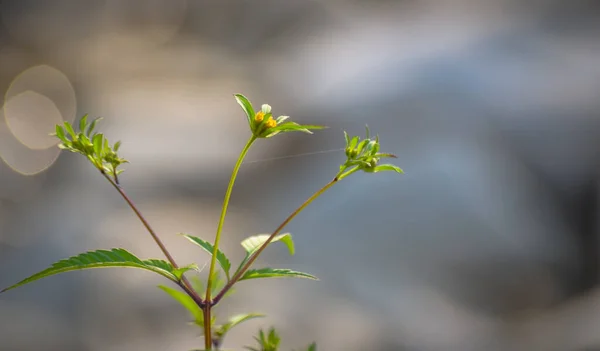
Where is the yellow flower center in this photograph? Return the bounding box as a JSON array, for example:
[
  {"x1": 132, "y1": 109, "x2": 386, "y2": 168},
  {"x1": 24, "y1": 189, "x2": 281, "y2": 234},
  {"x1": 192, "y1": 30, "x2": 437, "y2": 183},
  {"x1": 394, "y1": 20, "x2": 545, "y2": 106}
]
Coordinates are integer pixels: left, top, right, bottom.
[
  {"x1": 265, "y1": 117, "x2": 277, "y2": 128},
  {"x1": 254, "y1": 111, "x2": 265, "y2": 123}
]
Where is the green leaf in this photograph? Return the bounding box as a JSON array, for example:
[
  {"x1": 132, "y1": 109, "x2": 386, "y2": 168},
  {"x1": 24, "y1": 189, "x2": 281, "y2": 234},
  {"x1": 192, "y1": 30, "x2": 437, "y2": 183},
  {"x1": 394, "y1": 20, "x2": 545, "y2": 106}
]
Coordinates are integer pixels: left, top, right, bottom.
[
  {"x1": 272, "y1": 122, "x2": 326, "y2": 134},
  {"x1": 297, "y1": 124, "x2": 327, "y2": 130},
  {"x1": 86, "y1": 117, "x2": 102, "y2": 136},
  {"x1": 372, "y1": 140, "x2": 380, "y2": 154},
  {"x1": 373, "y1": 164, "x2": 404, "y2": 173},
  {"x1": 234, "y1": 94, "x2": 255, "y2": 127},
  {"x1": 181, "y1": 234, "x2": 232, "y2": 280},
  {"x1": 55, "y1": 125, "x2": 66, "y2": 142},
  {"x1": 172, "y1": 263, "x2": 199, "y2": 281},
  {"x1": 79, "y1": 114, "x2": 88, "y2": 132},
  {"x1": 215, "y1": 313, "x2": 265, "y2": 340},
  {"x1": 234, "y1": 233, "x2": 294, "y2": 277},
  {"x1": 63, "y1": 121, "x2": 76, "y2": 137},
  {"x1": 245, "y1": 327, "x2": 281, "y2": 351},
  {"x1": 1, "y1": 248, "x2": 179, "y2": 293},
  {"x1": 263, "y1": 131, "x2": 281, "y2": 138},
  {"x1": 373, "y1": 152, "x2": 397, "y2": 159},
  {"x1": 355, "y1": 138, "x2": 368, "y2": 155},
  {"x1": 239, "y1": 268, "x2": 318, "y2": 282},
  {"x1": 158, "y1": 284, "x2": 203, "y2": 325},
  {"x1": 92, "y1": 133, "x2": 103, "y2": 158},
  {"x1": 241, "y1": 233, "x2": 294, "y2": 256},
  {"x1": 78, "y1": 133, "x2": 91, "y2": 148},
  {"x1": 275, "y1": 115, "x2": 289, "y2": 124},
  {"x1": 113, "y1": 140, "x2": 122, "y2": 152},
  {"x1": 293, "y1": 342, "x2": 317, "y2": 351},
  {"x1": 348, "y1": 136, "x2": 358, "y2": 150}
]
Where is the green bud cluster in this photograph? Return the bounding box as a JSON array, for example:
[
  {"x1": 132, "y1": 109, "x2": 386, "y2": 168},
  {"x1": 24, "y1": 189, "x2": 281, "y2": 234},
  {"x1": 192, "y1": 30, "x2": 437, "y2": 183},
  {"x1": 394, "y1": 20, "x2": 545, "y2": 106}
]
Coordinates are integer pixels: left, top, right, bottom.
[
  {"x1": 338, "y1": 126, "x2": 403, "y2": 180},
  {"x1": 52, "y1": 115, "x2": 128, "y2": 178}
]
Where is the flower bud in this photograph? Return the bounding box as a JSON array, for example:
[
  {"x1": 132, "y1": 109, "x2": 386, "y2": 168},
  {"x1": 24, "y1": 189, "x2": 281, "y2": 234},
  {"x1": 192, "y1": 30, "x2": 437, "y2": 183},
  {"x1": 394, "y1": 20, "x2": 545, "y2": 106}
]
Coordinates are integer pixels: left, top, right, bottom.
[
  {"x1": 265, "y1": 116, "x2": 277, "y2": 129},
  {"x1": 254, "y1": 111, "x2": 265, "y2": 123},
  {"x1": 345, "y1": 147, "x2": 353, "y2": 157},
  {"x1": 261, "y1": 104, "x2": 272, "y2": 114},
  {"x1": 364, "y1": 140, "x2": 377, "y2": 154}
]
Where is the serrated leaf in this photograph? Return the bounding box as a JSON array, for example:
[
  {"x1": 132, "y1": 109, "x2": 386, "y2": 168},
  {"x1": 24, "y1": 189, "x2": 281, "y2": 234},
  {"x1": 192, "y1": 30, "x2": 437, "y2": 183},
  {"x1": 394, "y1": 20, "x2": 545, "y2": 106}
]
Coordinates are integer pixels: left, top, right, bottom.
[
  {"x1": 239, "y1": 268, "x2": 318, "y2": 282},
  {"x1": 234, "y1": 94, "x2": 255, "y2": 127},
  {"x1": 79, "y1": 114, "x2": 88, "y2": 132},
  {"x1": 181, "y1": 234, "x2": 232, "y2": 280},
  {"x1": 1, "y1": 249, "x2": 179, "y2": 293},
  {"x1": 215, "y1": 313, "x2": 265, "y2": 340},
  {"x1": 158, "y1": 284, "x2": 203, "y2": 325}
]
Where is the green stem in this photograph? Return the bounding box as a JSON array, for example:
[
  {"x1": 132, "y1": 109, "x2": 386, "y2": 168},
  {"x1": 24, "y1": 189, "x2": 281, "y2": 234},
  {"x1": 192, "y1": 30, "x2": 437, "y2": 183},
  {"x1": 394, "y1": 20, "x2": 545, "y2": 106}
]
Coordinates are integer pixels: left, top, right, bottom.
[
  {"x1": 101, "y1": 172, "x2": 206, "y2": 308},
  {"x1": 212, "y1": 177, "x2": 338, "y2": 305},
  {"x1": 204, "y1": 135, "x2": 256, "y2": 348},
  {"x1": 337, "y1": 166, "x2": 360, "y2": 180}
]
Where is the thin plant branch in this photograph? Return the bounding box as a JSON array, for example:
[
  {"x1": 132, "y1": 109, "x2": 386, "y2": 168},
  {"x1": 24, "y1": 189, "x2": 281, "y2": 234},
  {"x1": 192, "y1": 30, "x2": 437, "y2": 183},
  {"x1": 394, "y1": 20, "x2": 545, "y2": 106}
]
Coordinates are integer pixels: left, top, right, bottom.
[
  {"x1": 212, "y1": 177, "x2": 338, "y2": 305},
  {"x1": 102, "y1": 171, "x2": 206, "y2": 308}
]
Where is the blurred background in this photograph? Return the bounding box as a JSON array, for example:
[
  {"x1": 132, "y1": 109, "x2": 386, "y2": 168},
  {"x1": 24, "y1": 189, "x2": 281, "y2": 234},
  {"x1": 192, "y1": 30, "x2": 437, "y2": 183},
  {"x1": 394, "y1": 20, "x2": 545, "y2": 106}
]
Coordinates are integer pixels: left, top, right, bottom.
[{"x1": 0, "y1": 0, "x2": 599, "y2": 350}]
